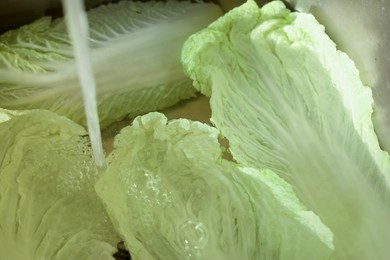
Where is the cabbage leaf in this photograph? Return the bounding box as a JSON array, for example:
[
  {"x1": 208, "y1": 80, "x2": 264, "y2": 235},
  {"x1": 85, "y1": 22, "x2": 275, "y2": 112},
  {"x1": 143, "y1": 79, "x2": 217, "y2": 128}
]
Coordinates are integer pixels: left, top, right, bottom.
[
  {"x1": 0, "y1": 1, "x2": 222, "y2": 127},
  {"x1": 95, "y1": 112, "x2": 333, "y2": 260},
  {"x1": 182, "y1": 1, "x2": 390, "y2": 259},
  {"x1": 0, "y1": 109, "x2": 120, "y2": 259}
]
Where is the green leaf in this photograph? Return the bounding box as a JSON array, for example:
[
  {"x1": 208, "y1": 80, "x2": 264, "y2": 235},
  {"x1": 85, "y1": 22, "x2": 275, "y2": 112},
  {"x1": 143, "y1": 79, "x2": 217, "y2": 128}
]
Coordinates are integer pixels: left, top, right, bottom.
[
  {"x1": 0, "y1": 1, "x2": 222, "y2": 127},
  {"x1": 182, "y1": 1, "x2": 390, "y2": 259},
  {"x1": 95, "y1": 112, "x2": 333, "y2": 260},
  {"x1": 0, "y1": 109, "x2": 119, "y2": 259}
]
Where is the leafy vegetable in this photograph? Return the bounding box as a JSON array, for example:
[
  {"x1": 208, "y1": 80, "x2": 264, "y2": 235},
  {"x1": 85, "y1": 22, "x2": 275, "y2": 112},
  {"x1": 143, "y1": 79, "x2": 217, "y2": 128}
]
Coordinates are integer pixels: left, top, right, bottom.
[
  {"x1": 0, "y1": 109, "x2": 119, "y2": 259},
  {"x1": 182, "y1": 1, "x2": 390, "y2": 259},
  {"x1": 95, "y1": 112, "x2": 333, "y2": 260},
  {"x1": 0, "y1": 0, "x2": 222, "y2": 127}
]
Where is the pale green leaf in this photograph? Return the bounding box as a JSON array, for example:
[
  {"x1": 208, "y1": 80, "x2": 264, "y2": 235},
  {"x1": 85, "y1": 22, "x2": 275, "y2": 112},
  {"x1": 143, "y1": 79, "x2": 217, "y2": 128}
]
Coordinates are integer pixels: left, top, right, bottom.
[
  {"x1": 0, "y1": 109, "x2": 119, "y2": 259},
  {"x1": 0, "y1": 1, "x2": 222, "y2": 127},
  {"x1": 182, "y1": 1, "x2": 390, "y2": 259},
  {"x1": 96, "y1": 112, "x2": 333, "y2": 260}
]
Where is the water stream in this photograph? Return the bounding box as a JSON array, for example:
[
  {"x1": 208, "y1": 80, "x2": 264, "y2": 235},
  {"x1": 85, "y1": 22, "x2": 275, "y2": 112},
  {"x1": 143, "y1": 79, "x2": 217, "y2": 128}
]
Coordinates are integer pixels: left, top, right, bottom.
[{"x1": 61, "y1": 0, "x2": 105, "y2": 169}]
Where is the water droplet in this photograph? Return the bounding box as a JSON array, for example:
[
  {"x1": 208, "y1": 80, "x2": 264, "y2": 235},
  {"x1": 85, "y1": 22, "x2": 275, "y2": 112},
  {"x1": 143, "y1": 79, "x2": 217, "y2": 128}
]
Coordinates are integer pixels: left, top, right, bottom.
[{"x1": 178, "y1": 221, "x2": 208, "y2": 259}]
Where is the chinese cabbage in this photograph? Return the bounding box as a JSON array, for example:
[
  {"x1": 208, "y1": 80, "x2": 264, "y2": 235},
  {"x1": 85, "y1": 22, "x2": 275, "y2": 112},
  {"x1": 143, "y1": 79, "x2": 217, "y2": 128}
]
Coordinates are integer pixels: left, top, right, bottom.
[
  {"x1": 0, "y1": 1, "x2": 222, "y2": 127},
  {"x1": 0, "y1": 109, "x2": 119, "y2": 259},
  {"x1": 182, "y1": 1, "x2": 390, "y2": 259},
  {"x1": 96, "y1": 112, "x2": 333, "y2": 260}
]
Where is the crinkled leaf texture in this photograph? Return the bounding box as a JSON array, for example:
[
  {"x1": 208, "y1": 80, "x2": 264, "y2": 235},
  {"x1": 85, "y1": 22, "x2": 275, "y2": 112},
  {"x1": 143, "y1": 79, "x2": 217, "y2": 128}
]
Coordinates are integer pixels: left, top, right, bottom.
[
  {"x1": 95, "y1": 112, "x2": 333, "y2": 260},
  {"x1": 0, "y1": 109, "x2": 119, "y2": 259},
  {"x1": 0, "y1": 0, "x2": 222, "y2": 127},
  {"x1": 182, "y1": 1, "x2": 390, "y2": 259}
]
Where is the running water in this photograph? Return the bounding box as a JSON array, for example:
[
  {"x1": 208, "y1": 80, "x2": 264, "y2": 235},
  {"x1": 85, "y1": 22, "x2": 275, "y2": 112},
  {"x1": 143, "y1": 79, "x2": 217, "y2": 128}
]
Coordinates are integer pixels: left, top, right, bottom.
[{"x1": 61, "y1": 0, "x2": 105, "y2": 169}]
